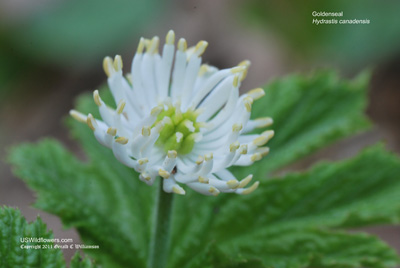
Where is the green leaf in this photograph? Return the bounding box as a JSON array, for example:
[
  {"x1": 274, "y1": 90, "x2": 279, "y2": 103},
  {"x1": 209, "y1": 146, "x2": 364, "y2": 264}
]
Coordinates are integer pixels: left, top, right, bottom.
[
  {"x1": 219, "y1": 228, "x2": 399, "y2": 268},
  {"x1": 211, "y1": 145, "x2": 400, "y2": 267},
  {"x1": 172, "y1": 226, "x2": 400, "y2": 268},
  {"x1": 232, "y1": 70, "x2": 370, "y2": 178},
  {"x1": 216, "y1": 145, "x2": 400, "y2": 237},
  {"x1": 9, "y1": 72, "x2": 398, "y2": 268},
  {"x1": 70, "y1": 251, "x2": 100, "y2": 268},
  {"x1": 183, "y1": 242, "x2": 264, "y2": 268},
  {"x1": 9, "y1": 139, "x2": 155, "y2": 268},
  {"x1": 0, "y1": 207, "x2": 98, "y2": 268},
  {"x1": 0, "y1": 207, "x2": 65, "y2": 268},
  {"x1": 169, "y1": 145, "x2": 400, "y2": 268}
]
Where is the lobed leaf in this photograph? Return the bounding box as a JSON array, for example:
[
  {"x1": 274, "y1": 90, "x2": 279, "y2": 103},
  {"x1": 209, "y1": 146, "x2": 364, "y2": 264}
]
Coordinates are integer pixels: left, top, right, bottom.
[
  {"x1": 0, "y1": 207, "x2": 65, "y2": 268},
  {"x1": 232, "y1": 71, "x2": 370, "y2": 179},
  {"x1": 0, "y1": 207, "x2": 99, "y2": 268},
  {"x1": 9, "y1": 139, "x2": 154, "y2": 268},
  {"x1": 170, "y1": 145, "x2": 400, "y2": 267},
  {"x1": 70, "y1": 251, "x2": 100, "y2": 268},
  {"x1": 218, "y1": 228, "x2": 399, "y2": 268}
]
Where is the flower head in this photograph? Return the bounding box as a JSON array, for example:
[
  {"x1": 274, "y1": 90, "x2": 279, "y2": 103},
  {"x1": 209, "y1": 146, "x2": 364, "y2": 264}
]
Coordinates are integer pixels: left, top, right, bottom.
[{"x1": 70, "y1": 30, "x2": 274, "y2": 196}]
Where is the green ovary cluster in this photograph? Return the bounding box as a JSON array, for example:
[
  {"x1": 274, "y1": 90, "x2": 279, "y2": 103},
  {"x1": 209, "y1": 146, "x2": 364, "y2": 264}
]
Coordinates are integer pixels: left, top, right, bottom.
[{"x1": 155, "y1": 106, "x2": 201, "y2": 155}]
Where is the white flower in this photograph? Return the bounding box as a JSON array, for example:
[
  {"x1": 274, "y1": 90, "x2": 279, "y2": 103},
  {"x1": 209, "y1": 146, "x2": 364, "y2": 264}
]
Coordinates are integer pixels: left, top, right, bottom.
[{"x1": 70, "y1": 30, "x2": 274, "y2": 196}]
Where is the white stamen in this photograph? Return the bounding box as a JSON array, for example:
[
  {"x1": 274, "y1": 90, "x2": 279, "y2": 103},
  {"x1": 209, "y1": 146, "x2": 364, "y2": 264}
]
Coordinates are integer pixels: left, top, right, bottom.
[{"x1": 71, "y1": 31, "x2": 274, "y2": 196}]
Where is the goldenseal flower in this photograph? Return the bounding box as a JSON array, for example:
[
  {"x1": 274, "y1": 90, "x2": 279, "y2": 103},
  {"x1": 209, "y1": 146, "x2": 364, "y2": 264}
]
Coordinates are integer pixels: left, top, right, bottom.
[{"x1": 70, "y1": 30, "x2": 274, "y2": 196}]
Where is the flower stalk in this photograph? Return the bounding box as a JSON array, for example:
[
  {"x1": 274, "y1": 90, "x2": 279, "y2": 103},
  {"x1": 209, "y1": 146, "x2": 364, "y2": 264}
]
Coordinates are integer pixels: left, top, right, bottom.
[{"x1": 148, "y1": 179, "x2": 174, "y2": 268}]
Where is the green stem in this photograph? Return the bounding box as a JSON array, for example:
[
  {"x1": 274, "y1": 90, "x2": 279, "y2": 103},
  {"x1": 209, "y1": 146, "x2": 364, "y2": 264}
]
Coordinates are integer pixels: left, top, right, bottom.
[{"x1": 148, "y1": 179, "x2": 174, "y2": 268}]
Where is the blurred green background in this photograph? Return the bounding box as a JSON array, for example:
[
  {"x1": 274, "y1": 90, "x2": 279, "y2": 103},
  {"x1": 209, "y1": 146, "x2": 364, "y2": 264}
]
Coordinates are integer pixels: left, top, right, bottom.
[{"x1": 1, "y1": 0, "x2": 400, "y2": 263}]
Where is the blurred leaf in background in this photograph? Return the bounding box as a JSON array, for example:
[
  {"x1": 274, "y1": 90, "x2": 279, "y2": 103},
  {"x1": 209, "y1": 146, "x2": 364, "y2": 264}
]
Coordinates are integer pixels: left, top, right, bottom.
[
  {"x1": 0, "y1": 0, "x2": 163, "y2": 101},
  {"x1": 3, "y1": 0, "x2": 163, "y2": 66},
  {"x1": 240, "y1": 0, "x2": 400, "y2": 68}
]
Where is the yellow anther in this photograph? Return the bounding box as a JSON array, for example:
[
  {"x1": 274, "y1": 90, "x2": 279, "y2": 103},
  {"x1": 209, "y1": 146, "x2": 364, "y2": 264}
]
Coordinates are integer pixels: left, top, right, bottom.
[
  {"x1": 142, "y1": 126, "x2": 151, "y2": 137},
  {"x1": 167, "y1": 150, "x2": 178, "y2": 159},
  {"x1": 253, "y1": 136, "x2": 268, "y2": 146},
  {"x1": 204, "y1": 153, "x2": 213, "y2": 161},
  {"x1": 115, "y1": 137, "x2": 129, "y2": 144},
  {"x1": 238, "y1": 60, "x2": 251, "y2": 68},
  {"x1": 126, "y1": 74, "x2": 133, "y2": 85},
  {"x1": 251, "y1": 153, "x2": 262, "y2": 162},
  {"x1": 144, "y1": 38, "x2": 151, "y2": 52},
  {"x1": 172, "y1": 186, "x2": 186, "y2": 195},
  {"x1": 195, "y1": 41, "x2": 208, "y2": 56},
  {"x1": 199, "y1": 64, "x2": 209, "y2": 76},
  {"x1": 86, "y1": 114, "x2": 96, "y2": 131},
  {"x1": 103, "y1": 57, "x2": 113, "y2": 77},
  {"x1": 232, "y1": 123, "x2": 243, "y2": 132},
  {"x1": 196, "y1": 156, "x2": 204, "y2": 165},
  {"x1": 256, "y1": 117, "x2": 273, "y2": 128},
  {"x1": 172, "y1": 186, "x2": 185, "y2": 195},
  {"x1": 247, "y1": 88, "x2": 265, "y2": 100},
  {"x1": 258, "y1": 147, "x2": 270, "y2": 157},
  {"x1": 239, "y1": 144, "x2": 248, "y2": 155},
  {"x1": 141, "y1": 172, "x2": 151, "y2": 181},
  {"x1": 208, "y1": 186, "x2": 220, "y2": 196},
  {"x1": 178, "y1": 38, "x2": 187, "y2": 52},
  {"x1": 232, "y1": 75, "x2": 239, "y2": 87},
  {"x1": 198, "y1": 176, "x2": 209, "y2": 184},
  {"x1": 137, "y1": 38, "x2": 145, "y2": 54},
  {"x1": 244, "y1": 96, "x2": 253, "y2": 112},
  {"x1": 227, "y1": 179, "x2": 239, "y2": 189},
  {"x1": 138, "y1": 158, "x2": 149, "y2": 165},
  {"x1": 242, "y1": 181, "x2": 260, "y2": 195},
  {"x1": 93, "y1": 90, "x2": 102, "y2": 106},
  {"x1": 113, "y1": 55, "x2": 123, "y2": 71},
  {"x1": 69, "y1": 110, "x2": 87, "y2": 123},
  {"x1": 230, "y1": 66, "x2": 246, "y2": 74},
  {"x1": 238, "y1": 60, "x2": 250, "y2": 82},
  {"x1": 240, "y1": 69, "x2": 248, "y2": 82},
  {"x1": 151, "y1": 105, "x2": 164, "y2": 116},
  {"x1": 166, "y1": 30, "x2": 175, "y2": 45},
  {"x1": 107, "y1": 127, "x2": 117, "y2": 136},
  {"x1": 116, "y1": 100, "x2": 126, "y2": 115},
  {"x1": 261, "y1": 130, "x2": 275, "y2": 142},
  {"x1": 239, "y1": 175, "x2": 253, "y2": 188},
  {"x1": 149, "y1": 36, "x2": 160, "y2": 54},
  {"x1": 229, "y1": 141, "x2": 240, "y2": 152},
  {"x1": 159, "y1": 169, "x2": 170, "y2": 179}
]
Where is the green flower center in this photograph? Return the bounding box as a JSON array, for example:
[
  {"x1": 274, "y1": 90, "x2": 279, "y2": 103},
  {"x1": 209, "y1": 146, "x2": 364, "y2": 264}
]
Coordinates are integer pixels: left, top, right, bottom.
[{"x1": 155, "y1": 106, "x2": 201, "y2": 155}]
